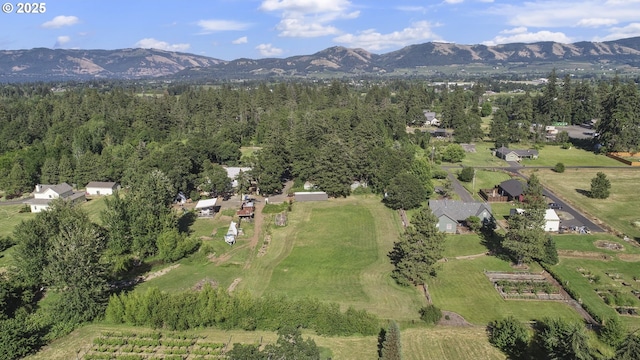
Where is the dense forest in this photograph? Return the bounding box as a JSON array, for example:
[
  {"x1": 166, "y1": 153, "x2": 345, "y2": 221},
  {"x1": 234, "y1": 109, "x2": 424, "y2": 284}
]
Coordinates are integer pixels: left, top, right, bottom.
[{"x1": 1, "y1": 74, "x2": 640, "y2": 358}]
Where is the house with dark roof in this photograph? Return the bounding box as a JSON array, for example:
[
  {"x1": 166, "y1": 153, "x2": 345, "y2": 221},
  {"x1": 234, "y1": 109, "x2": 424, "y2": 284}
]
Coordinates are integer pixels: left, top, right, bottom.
[
  {"x1": 24, "y1": 183, "x2": 86, "y2": 213},
  {"x1": 498, "y1": 179, "x2": 527, "y2": 202},
  {"x1": 428, "y1": 199, "x2": 493, "y2": 233},
  {"x1": 495, "y1": 146, "x2": 539, "y2": 161}
]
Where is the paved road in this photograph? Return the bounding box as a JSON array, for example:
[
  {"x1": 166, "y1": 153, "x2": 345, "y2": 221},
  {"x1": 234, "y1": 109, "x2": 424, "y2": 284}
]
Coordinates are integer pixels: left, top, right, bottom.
[
  {"x1": 0, "y1": 196, "x2": 32, "y2": 206},
  {"x1": 445, "y1": 169, "x2": 475, "y2": 202}
]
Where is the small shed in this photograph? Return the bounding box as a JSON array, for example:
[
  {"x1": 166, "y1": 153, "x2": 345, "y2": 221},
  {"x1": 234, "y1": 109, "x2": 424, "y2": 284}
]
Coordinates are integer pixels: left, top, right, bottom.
[
  {"x1": 294, "y1": 192, "x2": 328, "y2": 202},
  {"x1": 86, "y1": 181, "x2": 120, "y2": 196},
  {"x1": 224, "y1": 221, "x2": 238, "y2": 245},
  {"x1": 195, "y1": 198, "x2": 217, "y2": 216}
]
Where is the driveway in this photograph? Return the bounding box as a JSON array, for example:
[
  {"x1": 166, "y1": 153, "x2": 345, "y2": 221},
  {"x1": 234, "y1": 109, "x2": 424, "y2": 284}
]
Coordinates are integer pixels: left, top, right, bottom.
[
  {"x1": 512, "y1": 173, "x2": 604, "y2": 233},
  {"x1": 445, "y1": 169, "x2": 475, "y2": 202},
  {"x1": 0, "y1": 196, "x2": 32, "y2": 206}
]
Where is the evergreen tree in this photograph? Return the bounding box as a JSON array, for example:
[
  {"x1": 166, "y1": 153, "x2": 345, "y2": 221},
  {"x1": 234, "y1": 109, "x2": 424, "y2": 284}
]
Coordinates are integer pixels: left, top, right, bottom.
[
  {"x1": 384, "y1": 172, "x2": 427, "y2": 210},
  {"x1": 312, "y1": 135, "x2": 352, "y2": 198},
  {"x1": 488, "y1": 316, "x2": 530, "y2": 360},
  {"x1": 380, "y1": 321, "x2": 402, "y2": 360},
  {"x1": 40, "y1": 157, "x2": 59, "y2": 184},
  {"x1": 590, "y1": 172, "x2": 611, "y2": 199},
  {"x1": 599, "y1": 316, "x2": 626, "y2": 348},
  {"x1": 57, "y1": 155, "x2": 74, "y2": 185},
  {"x1": 388, "y1": 207, "x2": 445, "y2": 285},
  {"x1": 503, "y1": 174, "x2": 546, "y2": 264},
  {"x1": 489, "y1": 109, "x2": 510, "y2": 147},
  {"x1": 533, "y1": 318, "x2": 594, "y2": 360},
  {"x1": 615, "y1": 332, "x2": 640, "y2": 360}
]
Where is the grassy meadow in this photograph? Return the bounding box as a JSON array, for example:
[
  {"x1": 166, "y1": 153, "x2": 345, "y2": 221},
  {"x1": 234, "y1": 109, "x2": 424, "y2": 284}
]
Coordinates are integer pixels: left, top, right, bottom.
[
  {"x1": 521, "y1": 145, "x2": 623, "y2": 167},
  {"x1": 528, "y1": 168, "x2": 640, "y2": 239}
]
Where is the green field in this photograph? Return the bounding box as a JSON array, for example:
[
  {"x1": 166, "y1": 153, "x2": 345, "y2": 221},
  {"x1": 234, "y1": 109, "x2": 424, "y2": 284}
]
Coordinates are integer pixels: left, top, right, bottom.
[
  {"x1": 530, "y1": 168, "x2": 640, "y2": 238},
  {"x1": 458, "y1": 169, "x2": 513, "y2": 200},
  {"x1": 521, "y1": 145, "x2": 623, "y2": 167}
]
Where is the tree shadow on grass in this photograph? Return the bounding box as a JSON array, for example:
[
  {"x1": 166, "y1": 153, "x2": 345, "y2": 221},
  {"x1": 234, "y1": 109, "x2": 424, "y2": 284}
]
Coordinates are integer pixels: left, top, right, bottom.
[
  {"x1": 480, "y1": 228, "x2": 512, "y2": 262},
  {"x1": 177, "y1": 211, "x2": 198, "y2": 234},
  {"x1": 575, "y1": 188, "x2": 591, "y2": 197}
]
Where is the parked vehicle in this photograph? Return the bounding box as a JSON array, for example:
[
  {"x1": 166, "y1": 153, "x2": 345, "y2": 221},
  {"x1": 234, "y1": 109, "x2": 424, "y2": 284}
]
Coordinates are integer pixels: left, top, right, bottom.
[{"x1": 548, "y1": 202, "x2": 563, "y2": 210}]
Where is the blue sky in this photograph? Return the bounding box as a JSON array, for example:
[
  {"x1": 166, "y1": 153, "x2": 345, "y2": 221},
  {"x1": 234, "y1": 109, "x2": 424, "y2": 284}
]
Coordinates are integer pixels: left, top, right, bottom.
[{"x1": 1, "y1": 0, "x2": 640, "y2": 60}]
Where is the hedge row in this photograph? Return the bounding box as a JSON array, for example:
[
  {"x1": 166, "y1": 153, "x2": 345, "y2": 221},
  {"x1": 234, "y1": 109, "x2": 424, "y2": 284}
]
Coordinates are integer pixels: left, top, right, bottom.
[{"x1": 105, "y1": 285, "x2": 379, "y2": 336}]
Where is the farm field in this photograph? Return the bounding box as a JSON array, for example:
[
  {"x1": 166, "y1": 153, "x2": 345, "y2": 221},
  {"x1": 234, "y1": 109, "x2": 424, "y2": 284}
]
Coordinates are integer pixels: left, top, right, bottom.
[
  {"x1": 528, "y1": 168, "x2": 640, "y2": 239},
  {"x1": 25, "y1": 324, "x2": 506, "y2": 360}
]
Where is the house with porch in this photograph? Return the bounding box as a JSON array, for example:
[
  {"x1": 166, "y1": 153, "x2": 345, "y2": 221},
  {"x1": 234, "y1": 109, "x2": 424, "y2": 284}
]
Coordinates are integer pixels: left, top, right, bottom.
[
  {"x1": 497, "y1": 179, "x2": 528, "y2": 202},
  {"x1": 429, "y1": 199, "x2": 493, "y2": 233},
  {"x1": 25, "y1": 183, "x2": 86, "y2": 213},
  {"x1": 495, "y1": 146, "x2": 539, "y2": 161}
]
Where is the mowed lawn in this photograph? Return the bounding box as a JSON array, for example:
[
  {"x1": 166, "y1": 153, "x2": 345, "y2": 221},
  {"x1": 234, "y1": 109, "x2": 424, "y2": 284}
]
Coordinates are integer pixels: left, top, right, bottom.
[
  {"x1": 531, "y1": 168, "x2": 640, "y2": 238},
  {"x1": 252, "y1": 196, "x2": 426, "y2": 321},
  {"x1": 428, "y1": 235, "x2": 584, "y2": 325},
  {"x1": 521, "y1": 145, "x2": 622, "y2": 167}
]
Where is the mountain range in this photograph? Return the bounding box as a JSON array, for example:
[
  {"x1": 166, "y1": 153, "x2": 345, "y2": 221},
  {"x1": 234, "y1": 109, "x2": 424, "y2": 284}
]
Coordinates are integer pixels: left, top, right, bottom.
[{"x1": 2, "y1": 37, "x2": 640, "y2": 82}]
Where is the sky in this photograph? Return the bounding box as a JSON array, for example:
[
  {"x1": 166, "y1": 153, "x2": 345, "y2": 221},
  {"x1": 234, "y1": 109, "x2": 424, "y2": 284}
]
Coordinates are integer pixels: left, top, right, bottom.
[{"x1": 1, "y1": 0, "x2": 640, "y2": 61}]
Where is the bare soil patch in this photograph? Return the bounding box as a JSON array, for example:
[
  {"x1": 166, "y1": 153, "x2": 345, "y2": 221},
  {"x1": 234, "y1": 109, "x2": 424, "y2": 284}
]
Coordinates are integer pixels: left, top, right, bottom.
[
  {"x1": 438, "y1": 311, "x2": 473, "y2": 327},
  {"x1": 227, "y1": 278, "x2": 242, "y2": 293},
  {"x1": 558, "y1": 250, "x2": 613, "y2": 260},
  {"x1": 594, "y1": 240, "x2": 624, "y2": 251},
  {"x1": 141, "y1": 264, "x2": 180, "y2": 282},
  {"x1": 618, "y1": 253, "x2": 640, "y2": 262},
  {"x1": 192, "y1": 278, "x2": 219, "y2": 291}
]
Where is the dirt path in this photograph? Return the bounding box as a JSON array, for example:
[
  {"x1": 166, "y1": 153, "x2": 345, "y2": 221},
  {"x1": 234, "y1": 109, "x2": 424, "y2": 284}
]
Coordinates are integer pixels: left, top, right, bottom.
[
  {"x1": 243, "y1": 199, "x2": 266, "y2": 269},
  {"x1": 141, "y1": 264, "x2": 180, "y2": 281},
  {"x1": 228, "y1": 278, "x2": 242, "y2": 293},
  {"x1": 455, "y1": 252, "x2": 488, "y2": 260}
]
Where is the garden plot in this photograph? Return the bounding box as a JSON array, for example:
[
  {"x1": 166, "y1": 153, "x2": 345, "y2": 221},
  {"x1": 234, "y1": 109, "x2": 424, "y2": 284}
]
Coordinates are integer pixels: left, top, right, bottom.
[
  {"x1": 575, "y1": 267, "x2": 640, "y2": 319},
  {"x1": 485, "y1": 271, "x2": 564, "y2": 301},
  {"x1": 82, "y1": 331, "x2": 226, "y2": 359}
]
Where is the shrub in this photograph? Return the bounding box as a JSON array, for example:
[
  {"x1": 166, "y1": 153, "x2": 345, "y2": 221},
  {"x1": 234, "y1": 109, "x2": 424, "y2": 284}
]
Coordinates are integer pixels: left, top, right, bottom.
[
  {"x1": 553, "y1": 162, "x2": 565, "y2": 173},
  {"x1": 419, "y1": 305, "x2": 442, "y2": 325},
  {"x1": 432, "y1": 169, "x2": 448, "y2": 179},
  {"x1": 466, "y1": 216, "x2": 482, "y2": 232},
  {"x1": 458, "y1": 166, "x2": 475, "y2": 182},
  {"x1": 487, "y1": 316, "x2": 530, "y2": 359}
]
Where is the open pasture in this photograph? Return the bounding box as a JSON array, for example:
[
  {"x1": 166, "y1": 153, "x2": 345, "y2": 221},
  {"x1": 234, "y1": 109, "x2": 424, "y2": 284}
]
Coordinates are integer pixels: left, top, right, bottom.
[{"x1": 521, "y1": 145, "x2": 622, "y2": 167}]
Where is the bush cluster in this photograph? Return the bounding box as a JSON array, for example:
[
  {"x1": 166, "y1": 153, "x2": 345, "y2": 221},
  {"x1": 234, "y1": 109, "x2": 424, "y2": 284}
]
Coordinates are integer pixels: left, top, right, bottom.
[{"x1": 105, "y1": 286, "x2": 379, "y2": 336}]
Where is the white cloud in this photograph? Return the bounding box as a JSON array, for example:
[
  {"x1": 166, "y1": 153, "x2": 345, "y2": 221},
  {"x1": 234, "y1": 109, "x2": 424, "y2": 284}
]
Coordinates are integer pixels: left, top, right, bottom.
[
  {"x1": 501, "y1": 27, "x2": 528, "y2": 35},
  {"x1": 256, "y1": 43, "x2": 283, "y2": 56},
  {"x1": 54, "y1": 35, "x2": 71, "y2": 48},
  {"x1": 41, "y1": 15, "x2": 79, "y2": 29},
  {"x1": 487, "y1": 1, "x2": 640, "y2": 28},
  {"x1": 595, "y1": 23, "x2": 640, "y2": 41},
  {"x1": 483, "y1": 29, "x2": 572, "y2": 46},
  {"x1": 576, "y1": 18, "x2": 618, "y2": 27},
  {"x1": 134, "y1": 38, "x2": 191, "y2": 52},
  {"x1": 276, "y1": 17, "x2": 341, "y2": 37},
  {"x1": 197, "y1": 19, "x2": 250, "y2": 34},
  {"x1": 232, "y1": 36, "x2": 248, "y2": 44},
  {"x1": 444, "y1": 0, "x2": 464, "y2": 4},
  {"x1": 260, "y1": 0, "x2": 358, "y2": 38},
  {"x1": 260, "y1": 0, "x2": 351, "y2": 13},
  {"x1": 333, "y1": 21, "x2": 442, "y2": 51}
]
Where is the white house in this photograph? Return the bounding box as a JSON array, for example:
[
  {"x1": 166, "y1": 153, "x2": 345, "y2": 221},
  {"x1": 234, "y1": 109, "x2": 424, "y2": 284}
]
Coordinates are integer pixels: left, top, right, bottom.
[
  {"x1": 25, "y1": 183, "x2": 86, "y2": 213},
  {"x1": 223, "y1": 167, "x2": 251, "y2": 189},
  {"x1": 510, "y1": 208, "x2": 560, "y2": 232},
  {"x1": 85, "y1": 181, "x2": 120, "y2": 196}
]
